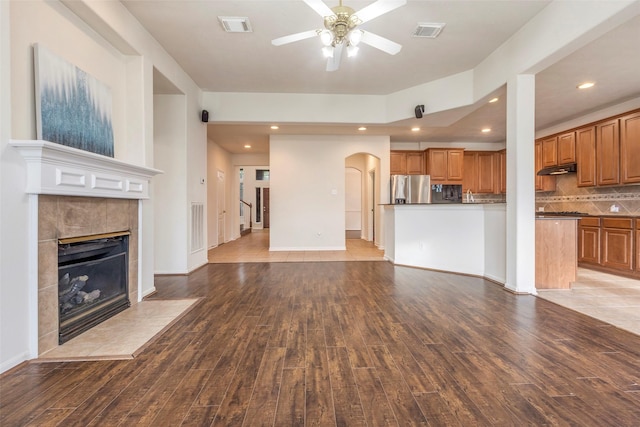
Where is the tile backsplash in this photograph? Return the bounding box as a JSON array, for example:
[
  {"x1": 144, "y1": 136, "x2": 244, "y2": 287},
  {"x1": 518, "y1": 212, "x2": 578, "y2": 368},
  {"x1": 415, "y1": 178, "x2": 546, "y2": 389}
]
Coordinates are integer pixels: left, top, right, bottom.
[{"x1": 535, "y1": 174, "x2": 640, "y2": 216}]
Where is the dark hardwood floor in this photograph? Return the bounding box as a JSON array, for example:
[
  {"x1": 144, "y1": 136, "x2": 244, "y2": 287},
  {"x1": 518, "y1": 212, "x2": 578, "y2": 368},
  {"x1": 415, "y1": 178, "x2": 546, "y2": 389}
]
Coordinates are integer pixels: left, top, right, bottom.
[{"x1": 2, "y1": 261, "x2": 640, "y2": 426}]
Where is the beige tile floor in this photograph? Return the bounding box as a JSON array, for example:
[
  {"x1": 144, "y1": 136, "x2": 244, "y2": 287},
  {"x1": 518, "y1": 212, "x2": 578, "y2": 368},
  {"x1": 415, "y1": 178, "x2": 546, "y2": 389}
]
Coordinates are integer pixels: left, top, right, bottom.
[
  {"x1": 208, "y1": 229, "x2": 385, "y2": 263},
  {"x1": 38, "y1": 299, "x2": 199, "y2": 361},
  {"x1": 537, "y1": 268, "x2": 640, "y2": 336}
]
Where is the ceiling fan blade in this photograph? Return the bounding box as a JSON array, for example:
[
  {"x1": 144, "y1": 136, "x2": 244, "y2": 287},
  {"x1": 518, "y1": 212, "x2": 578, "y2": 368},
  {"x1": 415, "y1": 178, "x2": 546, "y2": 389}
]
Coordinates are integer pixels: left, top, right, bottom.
[
  {"x1": 355, "y1": 0, "x2": 406, "y2": 24},
  {"x1": 360, "y1": 31, "x2": 402, "y2": 55},
  {"x1": 326, "y1": 43, "x2": 344, "y2": 72},
  {"x1": 272, "y1": 30, "x2": 319, "y2": 46},
  {"x1": 303, "y1": 0, "x2": 335, "y2": 18}
]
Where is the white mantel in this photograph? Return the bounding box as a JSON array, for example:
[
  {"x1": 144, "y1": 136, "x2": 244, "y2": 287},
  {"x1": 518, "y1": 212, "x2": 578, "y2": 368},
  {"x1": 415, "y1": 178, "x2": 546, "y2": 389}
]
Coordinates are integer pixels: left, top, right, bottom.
[{"x1": 10, "y1": 140, "x2": 162, "y2": 198}]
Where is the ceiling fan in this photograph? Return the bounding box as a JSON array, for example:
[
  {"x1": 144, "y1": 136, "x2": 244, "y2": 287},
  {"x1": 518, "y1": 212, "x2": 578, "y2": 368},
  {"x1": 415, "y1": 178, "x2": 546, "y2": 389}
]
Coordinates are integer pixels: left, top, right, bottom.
[{"x1": 272, "y1": 0, "x2": 406, "y2": 71}]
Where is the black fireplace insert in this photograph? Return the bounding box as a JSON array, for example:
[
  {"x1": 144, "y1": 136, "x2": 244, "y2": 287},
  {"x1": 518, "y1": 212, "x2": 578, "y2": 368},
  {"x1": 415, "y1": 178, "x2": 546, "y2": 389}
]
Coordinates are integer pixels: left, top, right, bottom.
[{"x1": 58, "y1": 232, "x2": 130, "y2": 344}]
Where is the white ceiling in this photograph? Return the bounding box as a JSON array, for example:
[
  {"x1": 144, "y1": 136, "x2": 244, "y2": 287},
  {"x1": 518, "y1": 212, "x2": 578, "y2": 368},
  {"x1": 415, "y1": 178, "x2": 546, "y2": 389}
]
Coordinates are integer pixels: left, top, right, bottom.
[{"x1": 122, "y1": 1, "x2": 640, "y2": 154}]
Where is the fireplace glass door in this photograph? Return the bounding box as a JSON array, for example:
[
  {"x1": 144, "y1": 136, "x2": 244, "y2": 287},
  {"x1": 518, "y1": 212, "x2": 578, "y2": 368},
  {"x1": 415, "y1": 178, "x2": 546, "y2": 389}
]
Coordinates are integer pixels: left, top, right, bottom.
[{"x1": 58, "y1": 232, "x2": 130, "y2": 343}]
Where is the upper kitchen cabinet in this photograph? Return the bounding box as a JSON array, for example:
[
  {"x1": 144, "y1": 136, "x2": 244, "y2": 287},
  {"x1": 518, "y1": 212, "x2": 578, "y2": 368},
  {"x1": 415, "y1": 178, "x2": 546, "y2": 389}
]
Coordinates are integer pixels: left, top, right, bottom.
[
  {"x1": 620, "y1": 110, "x2": 640, "y2": 184},
  {"x1": 463, "y1": 151, "x2": 496, "y2": 194},
  {"x1": 390, "y1": 151, "x2": 407, "y2": 175},
  {"x1": 596, "y1": 118, "x2": 620, "y2": 186},
  {"x1": 425, "y1": 149, "x2": 464, "y2": 184},
  {"x1": 557, "y1": 131, "x2": 576, "y2": 164},
  {"x1": 576, "y1": 126, "x2": 596, "y2": 187},
  {"x1": 390, "y1": 151, "x2": 424, "y2": 175},
  {"x1": 406, "y1": 151, "x2": 425, "y2": 175},
  {"x1": 541, "y1": 136, "x2": 558, "y2": 168},
  {"x1": 497, "y1": 149, "x2": 507, "y2": 194},
  {"x1": 535, "y1": 140, "x2": 556, "y2": 192}
]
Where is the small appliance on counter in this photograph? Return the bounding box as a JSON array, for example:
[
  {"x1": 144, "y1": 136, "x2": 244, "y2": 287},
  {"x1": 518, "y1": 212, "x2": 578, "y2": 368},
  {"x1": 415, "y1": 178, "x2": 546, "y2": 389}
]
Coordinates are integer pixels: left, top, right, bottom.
[
  {"x1": 390, "y1": 175, "x2": 431, "y2": 204},
  {"x1": 430, "y1": 184, "x2": 463, "y2": 204}
]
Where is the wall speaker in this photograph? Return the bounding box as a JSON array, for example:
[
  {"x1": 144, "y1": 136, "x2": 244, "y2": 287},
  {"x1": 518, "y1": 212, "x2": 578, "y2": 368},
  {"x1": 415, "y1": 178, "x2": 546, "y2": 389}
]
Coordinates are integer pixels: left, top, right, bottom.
[
  {"x1": 201, "y1": 110, "x2": 209, "y2": 122},
  {"x1": 415, "y1": 105, "x2": 425, "y2": 119}
]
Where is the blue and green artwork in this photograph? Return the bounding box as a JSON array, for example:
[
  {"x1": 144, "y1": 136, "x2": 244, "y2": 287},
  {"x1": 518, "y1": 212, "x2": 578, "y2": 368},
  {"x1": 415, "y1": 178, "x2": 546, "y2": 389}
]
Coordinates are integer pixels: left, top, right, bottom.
[{"x1": 34, "y1": 44, "x2": 114, "y2": 157}]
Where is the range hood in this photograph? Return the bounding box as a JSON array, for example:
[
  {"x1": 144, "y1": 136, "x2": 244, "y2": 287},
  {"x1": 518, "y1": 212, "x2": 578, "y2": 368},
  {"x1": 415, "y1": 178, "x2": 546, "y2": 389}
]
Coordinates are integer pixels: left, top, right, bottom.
[{"x1": 537, "y1": 163, "x2": 577, "y2": 176}]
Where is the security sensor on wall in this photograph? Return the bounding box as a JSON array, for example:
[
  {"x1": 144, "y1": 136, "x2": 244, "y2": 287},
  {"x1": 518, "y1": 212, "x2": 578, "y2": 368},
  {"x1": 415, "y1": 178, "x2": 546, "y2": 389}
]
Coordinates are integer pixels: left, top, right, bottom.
[
  {"x1": 201, "y1": 110, "x2": 209, "y2": 122},
  {"x1": 415, "y1": 105, "x2": 425, "y2": 119}
]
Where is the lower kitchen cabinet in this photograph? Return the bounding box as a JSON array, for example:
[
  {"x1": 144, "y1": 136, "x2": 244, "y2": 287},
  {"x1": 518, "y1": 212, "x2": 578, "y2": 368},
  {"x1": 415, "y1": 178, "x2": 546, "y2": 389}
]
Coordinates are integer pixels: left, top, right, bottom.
[
  {"x1": 579, "y1": 216, "x2": 638, "y2": 278},
  {"x1": 578, "y1": 217, "x2": 600, "y2": 265},
  {"x1": 601, "y1": 218, "x2": 634, "y2": 271},
  {"x1": 637, "y1": 223, "x2": 640, "y2": 273}
]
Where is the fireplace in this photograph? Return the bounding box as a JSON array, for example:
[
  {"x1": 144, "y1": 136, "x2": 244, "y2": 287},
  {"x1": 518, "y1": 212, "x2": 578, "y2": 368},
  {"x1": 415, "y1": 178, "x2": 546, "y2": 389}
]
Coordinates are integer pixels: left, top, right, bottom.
[
  {"x1": 10, "y1": 140, "x2": 162, "y2": 357},
  {"x1": 58, "y1": 232, "x2": 130, "y2": 344}
]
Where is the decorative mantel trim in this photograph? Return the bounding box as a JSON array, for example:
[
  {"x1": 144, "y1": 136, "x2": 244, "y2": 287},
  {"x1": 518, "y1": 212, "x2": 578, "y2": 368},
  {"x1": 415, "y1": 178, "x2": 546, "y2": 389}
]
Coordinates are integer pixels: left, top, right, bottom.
[{"x1": 10, "y1": 140, "x2": 162, "y2": 199}]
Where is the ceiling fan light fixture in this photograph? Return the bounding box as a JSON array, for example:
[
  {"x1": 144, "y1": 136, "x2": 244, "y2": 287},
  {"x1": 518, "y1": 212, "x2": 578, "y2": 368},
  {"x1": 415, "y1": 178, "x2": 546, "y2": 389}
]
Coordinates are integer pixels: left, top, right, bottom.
[
  {"x1": 348, "y1": 29, "x2": 363, "y2": 46},
  {"x1": 320, "y1": 30, "x2": 333, "y2": 46},
  {"x1": 322, "y1": 46, "x2": 335, "y2": 58}
]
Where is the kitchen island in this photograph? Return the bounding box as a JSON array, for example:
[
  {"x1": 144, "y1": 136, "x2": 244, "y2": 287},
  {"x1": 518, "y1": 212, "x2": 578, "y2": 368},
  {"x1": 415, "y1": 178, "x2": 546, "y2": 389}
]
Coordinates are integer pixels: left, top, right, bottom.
[
  {"x1": 384, "y1": 203, "x2": 506, "y2": 284},
  {"x1": 535, "y1": 216, "x2": 579, "y2": 289}
]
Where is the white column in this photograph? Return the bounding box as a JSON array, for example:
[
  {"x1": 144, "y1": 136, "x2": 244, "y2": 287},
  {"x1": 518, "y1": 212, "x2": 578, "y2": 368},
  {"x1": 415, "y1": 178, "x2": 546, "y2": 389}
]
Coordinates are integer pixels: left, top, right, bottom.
[{"x1": 505, "y1": 75, "x2": 536, "y2": 294}]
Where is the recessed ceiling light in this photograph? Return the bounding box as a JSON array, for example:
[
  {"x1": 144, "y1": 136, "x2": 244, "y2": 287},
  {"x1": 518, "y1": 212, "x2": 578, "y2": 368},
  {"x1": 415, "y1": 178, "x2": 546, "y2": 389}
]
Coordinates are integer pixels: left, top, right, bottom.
[
  {"x1": 488, "y1": 97, "x2": 499, "y2": 103},
  {"x1": 411, "y1": 127, "x2": 420, "y2": 132},
  {"x1": 244, "y1": 144, "x2": 251, "y2": 149},
  {"x1": 577, "y1": 82, "x2": 595, "y2": 89},
  {"x1": 270, "y1": 125, "x2": 279, "y2": 130},
  {"x1": 358, "y1": 126, "x2": 367, "y2": 131},
  {"x1": 481, "y1": 128, "x2": 491, "y2": 133}
]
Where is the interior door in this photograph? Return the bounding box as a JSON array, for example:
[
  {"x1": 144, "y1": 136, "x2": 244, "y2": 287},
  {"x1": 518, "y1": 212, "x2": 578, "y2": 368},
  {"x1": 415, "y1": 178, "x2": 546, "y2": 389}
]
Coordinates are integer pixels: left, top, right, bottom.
[
  {"x1": 217, "y1": 171, "x2": 225, "y2": 244},
  {"x1": 263, "y1": 188, "x2": 270, "y2": 228},
  {"x1": 368, "y1": 169, "x2": 375, "y2": 241}
]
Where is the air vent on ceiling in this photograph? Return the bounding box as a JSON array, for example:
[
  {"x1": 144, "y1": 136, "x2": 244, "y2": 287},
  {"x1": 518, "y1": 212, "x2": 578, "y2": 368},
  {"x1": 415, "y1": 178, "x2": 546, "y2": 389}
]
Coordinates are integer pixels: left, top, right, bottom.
[
  {"x1": 412, "y1": 23, "x2": 446, "y2": 38},
  {"x1": 218, "y1": 16, "x2": 253, "y2": 33}
]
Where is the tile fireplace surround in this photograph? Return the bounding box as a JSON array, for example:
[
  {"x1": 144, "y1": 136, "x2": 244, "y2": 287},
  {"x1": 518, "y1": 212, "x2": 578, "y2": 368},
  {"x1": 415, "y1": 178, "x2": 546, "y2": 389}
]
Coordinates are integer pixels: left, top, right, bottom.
[{"x1": 10, "y1": 140, "x2": 162, "y2": 357}]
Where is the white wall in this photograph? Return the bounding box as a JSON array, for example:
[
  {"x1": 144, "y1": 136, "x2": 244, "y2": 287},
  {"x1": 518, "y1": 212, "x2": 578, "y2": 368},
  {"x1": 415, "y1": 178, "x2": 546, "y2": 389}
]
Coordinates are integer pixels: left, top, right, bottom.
[
  {"x1": 1, "y1": 0, "x2": 206, "y2": 372},
  {"x1": 153, "y1": 94, "x2": 188, "y2": 274},
  {"x1": 269, "y1": 135, "x2": 389, "y2": 251}
]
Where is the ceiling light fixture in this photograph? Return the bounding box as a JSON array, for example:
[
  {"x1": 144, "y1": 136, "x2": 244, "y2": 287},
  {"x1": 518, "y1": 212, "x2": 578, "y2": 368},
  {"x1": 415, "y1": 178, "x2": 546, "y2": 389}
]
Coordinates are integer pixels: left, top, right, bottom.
[
  {"x1": 358, "y1": 126, "x2": 367, "y2": 131},
  {"x1": 577, "y1": 82, "x2": 595, "y2": 89},
  {"x1": 488, "y1": 97, "x2": 499, "y2": 103},
  {"x1": 411, "y1": 127, "x2": 420, "y2": 132},
  {"x1": 270, "y1": 125, "x2": 279, "y2": 130}
]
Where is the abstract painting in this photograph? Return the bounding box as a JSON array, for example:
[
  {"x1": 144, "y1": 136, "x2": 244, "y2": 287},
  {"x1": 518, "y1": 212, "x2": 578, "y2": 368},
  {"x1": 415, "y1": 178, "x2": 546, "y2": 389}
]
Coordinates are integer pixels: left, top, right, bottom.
[{"x1": 34, "y1": 44, "x2": 114, "y2": 157}]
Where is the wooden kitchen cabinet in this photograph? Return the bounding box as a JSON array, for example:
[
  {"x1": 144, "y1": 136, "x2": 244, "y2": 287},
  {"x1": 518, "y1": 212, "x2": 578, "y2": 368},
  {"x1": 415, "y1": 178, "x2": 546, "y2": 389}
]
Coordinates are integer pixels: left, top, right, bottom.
[
  {"x1": 406, "y1": 151, "x2": 424, "y2": 175},
  {"x1": 636, "y1": 221, "x2": 640, "y2": 273},
  {"x1": 576, "y1": 126, "x2": 596, "y2": 187},
  {"x1": 390, "y1": 151, "x2": 407, "y2": 175},
  {"x1": 497, "y1": 149, "x2": 506, "y2": 194},
  {"x1": 535, "y1": 140, "x2": 556, "y2": 192},
  {"x1": 462, "y1": 152, "x2": 477, "y2": 193},
  {"x1": 463, "y1": 151, "x2": 495, "y2": 194},
  {"x1": 601, "y1": 217, "x2": 633, "y2": 271},
  {"x1": 620, "y1": 110, "x2": 640, "y2": 184},
  {"x1": 425, "y1": 148, "x2": 464, "y2": 184},
  {"x1": 578, "y1": 217, "x2": 601, "y2": 265},
  {"x1": 596, "y1": 118, "x2": 620, "y2": 186},
  {"x1": 391, "y1": 151, "x2": 425, "y2": 175},
  {"x1": 541, "y1": 136, "x2": 558, "y2": 168},
  {"x1": 557, "y1": 131, "x2": 576, "y2": 164}
]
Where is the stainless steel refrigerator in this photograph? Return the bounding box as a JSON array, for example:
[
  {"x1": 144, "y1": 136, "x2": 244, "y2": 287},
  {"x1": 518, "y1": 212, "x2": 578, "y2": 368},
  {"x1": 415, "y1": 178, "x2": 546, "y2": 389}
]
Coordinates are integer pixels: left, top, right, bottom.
[{"x1": 390, "y1": 175, "x2": 431, "y2": 204}]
